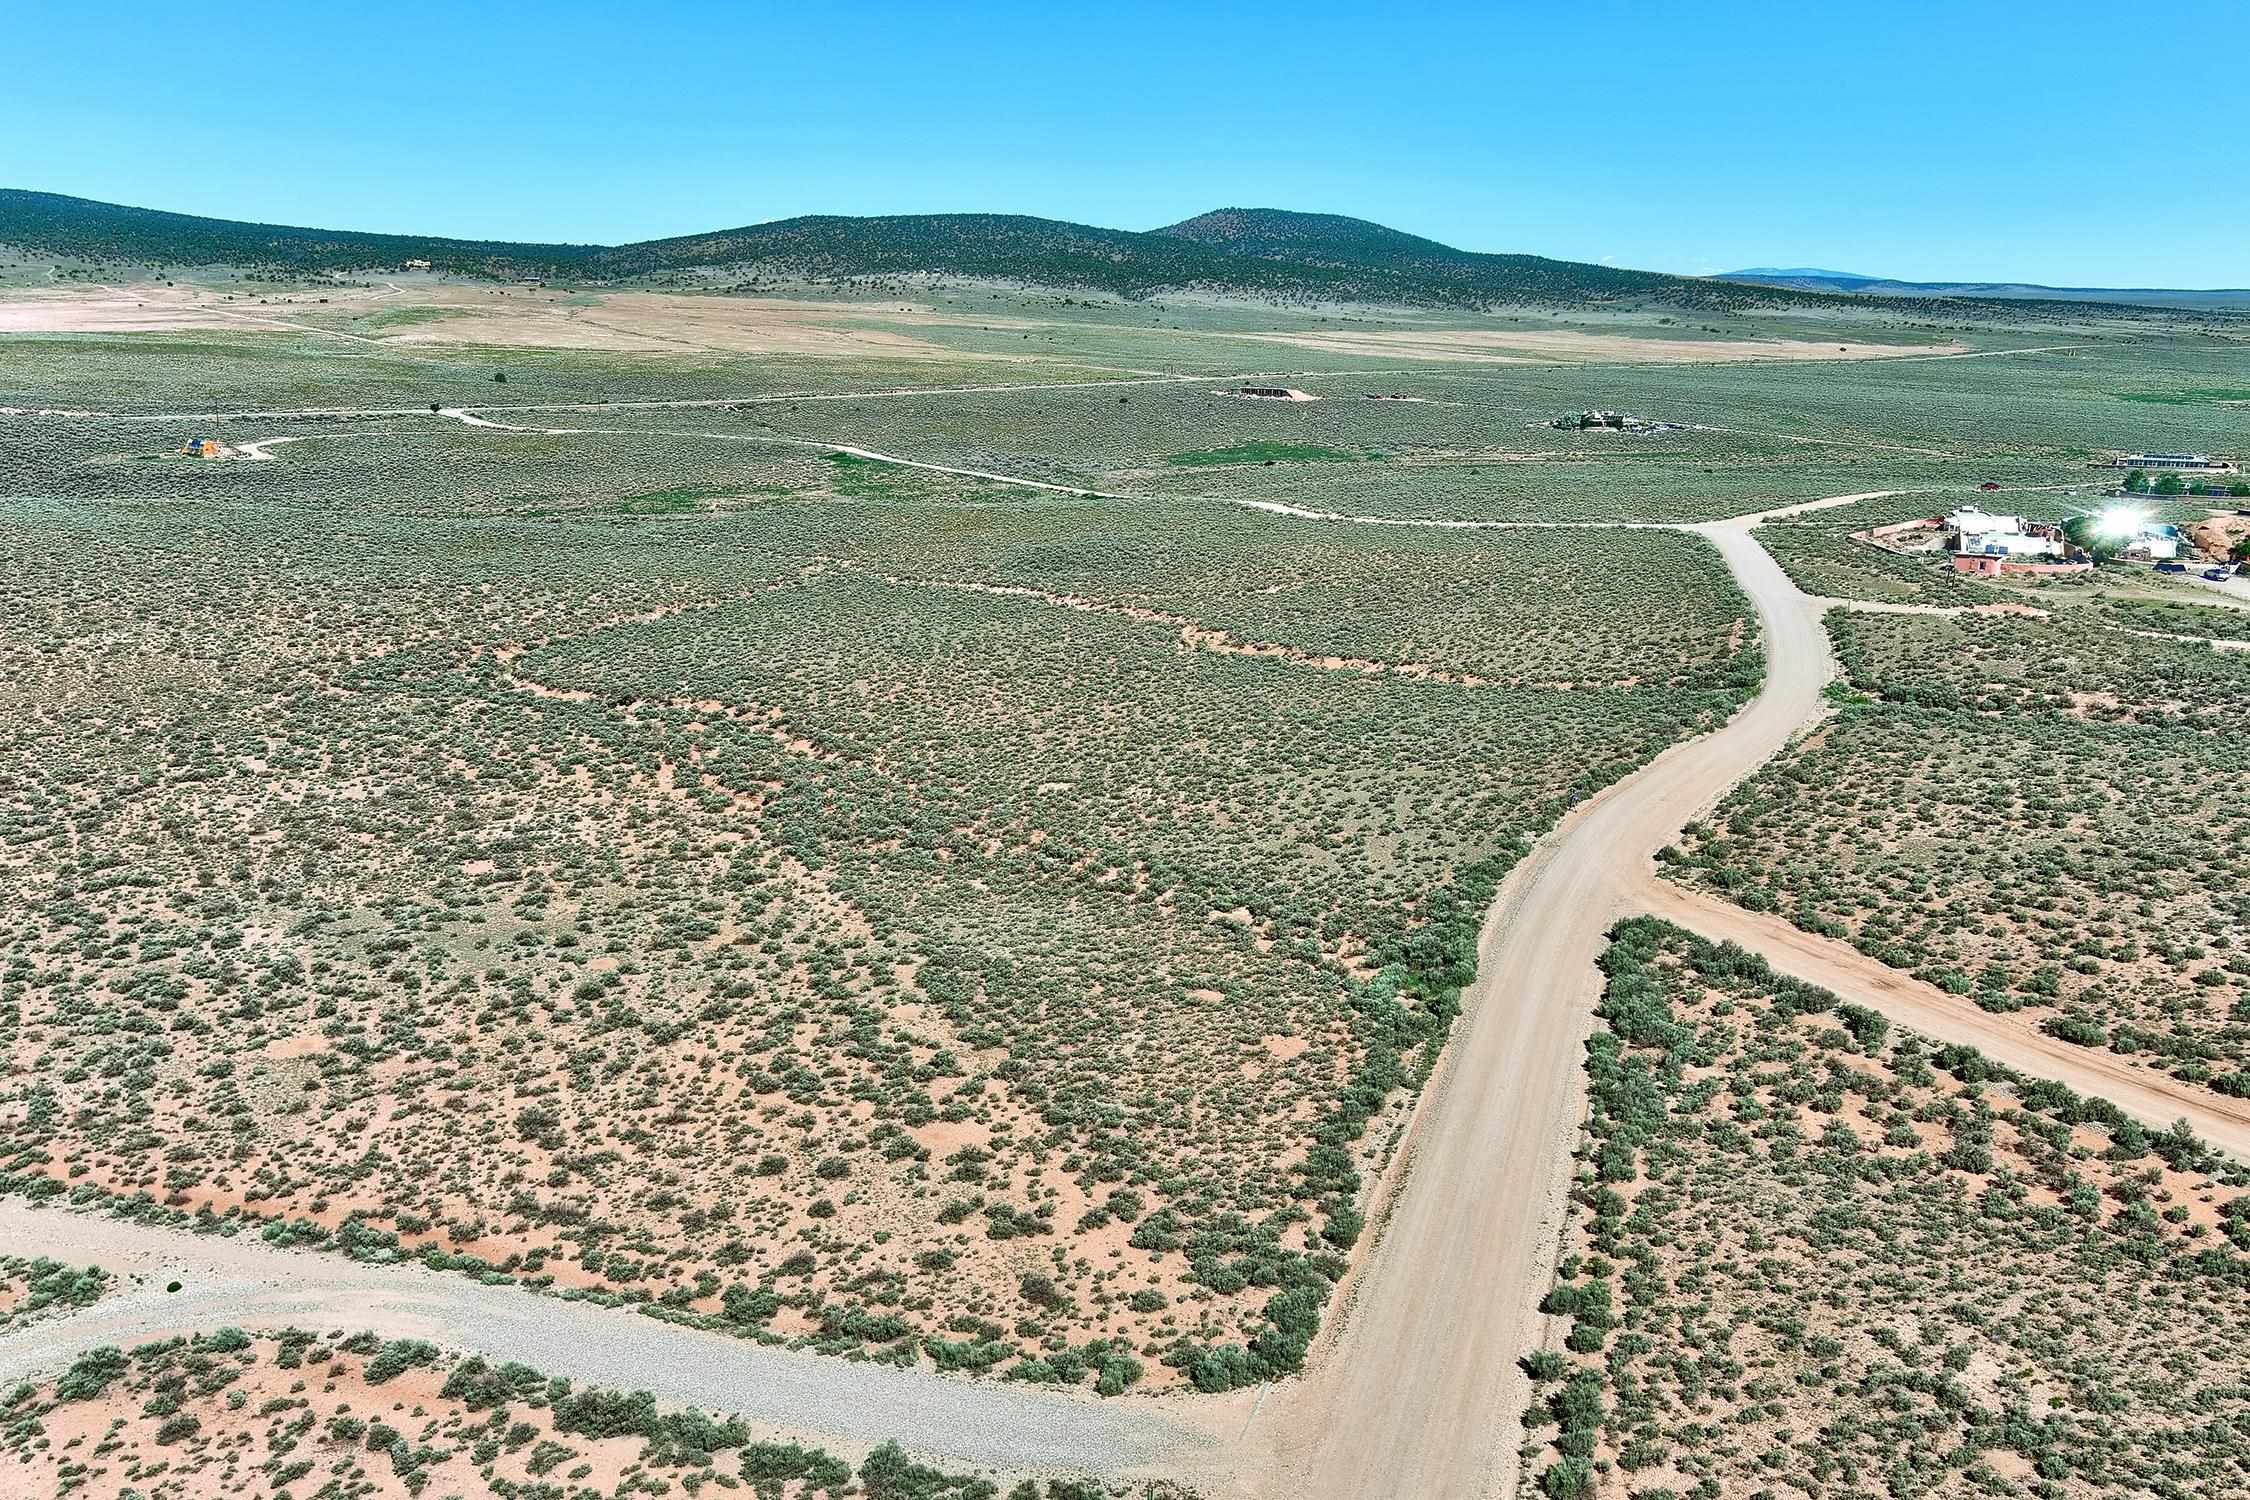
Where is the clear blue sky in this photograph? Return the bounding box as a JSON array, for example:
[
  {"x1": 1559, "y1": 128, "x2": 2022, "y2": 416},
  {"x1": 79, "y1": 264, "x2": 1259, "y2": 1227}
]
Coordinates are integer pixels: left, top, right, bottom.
[{"x1": 8, "y1": 0, "x2": 2242, "y2": 287}]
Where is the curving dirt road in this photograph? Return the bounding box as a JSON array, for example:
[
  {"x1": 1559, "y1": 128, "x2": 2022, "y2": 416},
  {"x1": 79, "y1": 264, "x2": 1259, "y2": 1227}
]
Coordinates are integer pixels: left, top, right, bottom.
[
  {"x1": 0, "y1": 1198, "x2": 1208, "y2": 1485},
  {"x1": 4, "y1": 454, "x2": 2243, "y2": 1499},
  {"x1": 1224, "y1": 513, "x2": 1839, "y2": 1500}
]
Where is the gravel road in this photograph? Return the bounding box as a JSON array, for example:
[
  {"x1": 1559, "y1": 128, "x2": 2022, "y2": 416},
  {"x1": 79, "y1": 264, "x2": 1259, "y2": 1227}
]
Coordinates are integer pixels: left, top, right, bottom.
[
  {"x1": 4, "y1": 485, "x2": 2234, "y2": 1500},
  {"x1": 0, "y1": 1200, "x2": 1210, "y2": 1483},
  {"x1": 1237, "y1": 514, "x2": 1843, "y2": 1500},
  {"x1": 1638, "y1": 881, "x2": 2250, "y2": 1156}
]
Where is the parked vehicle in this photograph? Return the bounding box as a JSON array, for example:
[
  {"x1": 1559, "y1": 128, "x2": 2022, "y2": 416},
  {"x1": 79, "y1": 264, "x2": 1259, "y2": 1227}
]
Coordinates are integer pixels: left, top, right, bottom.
[
  {"x1": 2155, "y1": 561, "x2": 2187, "y2": 574},
  {"x1": 2204, "y1": 568, "x2": 2232, "y2": 581}
]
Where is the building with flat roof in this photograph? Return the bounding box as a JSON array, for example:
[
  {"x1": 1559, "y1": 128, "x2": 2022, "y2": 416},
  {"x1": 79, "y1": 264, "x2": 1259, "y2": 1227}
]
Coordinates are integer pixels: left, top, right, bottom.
[
  {"x1": 1948, "y1": 508, "x2": 2064, "y2": 559},
  {"x1": 2119, "y1": 452, "x2": 2235, "y2": 473}
]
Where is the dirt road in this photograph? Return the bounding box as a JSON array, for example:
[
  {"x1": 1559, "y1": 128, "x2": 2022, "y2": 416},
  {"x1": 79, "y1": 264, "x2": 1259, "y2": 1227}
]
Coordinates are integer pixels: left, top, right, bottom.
[
  {"x1": 1231, "y1": 515, "x2": 1838, "y2": 1500},
  {"x1": 1636, "y1": 882, "x2": 2250, "y2": 1155},
  {"x1": 1236, "y1": 499, "x2": 2250, "y2": 1500},
  {"x1": 0, "y1": 1199, "x2": 1207, "y2": 1484},
  {"x1": 3, "y1": 454, "x2": 2241, "y2": 1498}
]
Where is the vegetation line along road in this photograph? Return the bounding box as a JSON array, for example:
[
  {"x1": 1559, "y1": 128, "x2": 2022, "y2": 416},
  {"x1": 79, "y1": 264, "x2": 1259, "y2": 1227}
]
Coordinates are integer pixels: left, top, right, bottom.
[
  {"x1": 1240, "y1": 495, "x2": 2250, "y2": 1500},
  {"x1": 0, "y1": 1197, "x2": 1207, "y2": 1482},
  {"x1": 0, "y1": 370, "x2": 1347, "y2": 423},
  {"x1": 3, "y1": 413, "x2": 2238, "y2": 1497}
]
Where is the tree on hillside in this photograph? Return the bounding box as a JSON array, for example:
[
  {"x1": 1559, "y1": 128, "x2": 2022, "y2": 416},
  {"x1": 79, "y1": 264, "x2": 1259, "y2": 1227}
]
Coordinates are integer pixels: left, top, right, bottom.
[
  {"x1": 2122, "y1": 469, "x2": 2151, "y2": 493},
  {"x1": 2154, "y1": 471, "x2": 2186, "y2": 496}
]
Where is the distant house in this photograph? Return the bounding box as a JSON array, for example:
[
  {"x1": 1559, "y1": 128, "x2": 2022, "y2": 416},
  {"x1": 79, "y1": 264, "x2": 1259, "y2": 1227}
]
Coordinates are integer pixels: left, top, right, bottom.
[
  {"x1": 179, "y1": 437, "x2": 230, "y2": 459},
  {"x1": 1944, "y1": 508, "x2": 2087, "y2": 575},
  {"x1": 2119, "y1": 451, "x2": 2234, "y2": 473},
  {"x1": 403, "y1": 258, "x2": 432, "y2": 271}
]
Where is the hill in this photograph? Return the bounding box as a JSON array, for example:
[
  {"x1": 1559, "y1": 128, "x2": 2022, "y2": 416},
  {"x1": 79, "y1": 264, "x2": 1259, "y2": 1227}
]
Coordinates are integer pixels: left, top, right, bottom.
[
  {"x1": 0, "y1": 189, "x2": 2227, "y2": 318},
  {"x1": 0, "y1": 189, "x2": 1812, "y2": 312},
  {"x1": 0, "y1": 188, "x2": 594, "y2": 279},
  {"x1": 1154, "y1": 206, "x2": 1702, "y2": 305},
  {"x1": 1724, "y1": 266, "x2": 1880, "y2": 283}
]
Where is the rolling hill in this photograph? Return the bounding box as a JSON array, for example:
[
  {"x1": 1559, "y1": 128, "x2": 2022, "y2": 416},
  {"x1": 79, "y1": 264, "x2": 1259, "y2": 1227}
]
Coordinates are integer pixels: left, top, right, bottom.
[
  {"x1": 0, "y1": 190, "x2": 1809, "y2": 311},
  {"x1": 0, "y1": 189, "x2": 2227, "y2": 318}
]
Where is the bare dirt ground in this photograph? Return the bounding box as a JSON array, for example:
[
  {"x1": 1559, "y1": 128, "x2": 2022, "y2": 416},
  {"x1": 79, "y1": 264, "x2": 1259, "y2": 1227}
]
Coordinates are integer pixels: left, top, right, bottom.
[
  {"x1": 1, "y1": 278, "x2": 1968, "y2": 366},
  {"x1": 1222, "y1": 326, "x2": 1971, "y2": 364},
  {"x1": 0, "y1": 282, "x2": 1027, "y2": 358}
]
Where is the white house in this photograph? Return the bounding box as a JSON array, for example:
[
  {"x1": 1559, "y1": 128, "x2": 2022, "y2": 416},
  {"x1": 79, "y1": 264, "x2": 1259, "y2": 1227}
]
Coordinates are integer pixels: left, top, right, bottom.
[
  {"x1": 1949, "y1": 509, "x2": 2063, "y2": 559},
  {"x1": 2124, "y1": 525, "x2": 2183, "y2": 562}
]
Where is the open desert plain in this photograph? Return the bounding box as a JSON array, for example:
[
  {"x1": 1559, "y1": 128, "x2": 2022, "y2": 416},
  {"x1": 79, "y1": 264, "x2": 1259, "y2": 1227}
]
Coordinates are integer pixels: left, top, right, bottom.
[{"x1": 3, "y1": 174, "x2": 2250, "y2": 1500}]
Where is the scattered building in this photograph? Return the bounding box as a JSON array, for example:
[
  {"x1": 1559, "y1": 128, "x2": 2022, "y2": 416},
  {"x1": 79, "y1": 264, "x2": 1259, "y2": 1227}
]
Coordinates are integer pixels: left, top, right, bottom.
[
  {"x1": 1228, "y1": 386, "x2": 1318, "y2": 402},
  {"x1": 1941, "y1": 507, "x2": 2091, "y2": 576},
  {"x1": 2118, "y1": 523, "x2": 2184, "y2": 562},
  {"x1": 403, "y1": 258, "x2": 432, "y2": 271},
  {"x1": 1952, "y1": 552, "x2": 2090, "y2": 577},
  {"x1": 178, "y1": 437, "x2": 231, "y2": 460},
  {"x1": 2114, "y1": 451, "x2": 2236, "y2": 473},
  {"x1": 1550, "y1": 409, "x2": 1679, "y2": 433},
  {"x1": 1950, "y1": 508, "x2": 2065, "y2": 559}
]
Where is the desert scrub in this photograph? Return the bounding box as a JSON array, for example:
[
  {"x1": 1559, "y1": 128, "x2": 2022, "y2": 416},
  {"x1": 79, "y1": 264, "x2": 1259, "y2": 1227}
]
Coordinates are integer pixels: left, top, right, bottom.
[
  {"x1": 0, "y1": 1256, "x2": 111, "y2": 1328},
  {"x1": 1667, "y1": 605, "x2": 2250, "y2": 1100},
  {"x1": 0, "y1": 460, "x2": 1745, "y2": 1390},
  {"x1": 0, "y1": 1326, "x2": 1196, "y2": 1499},
  {"x1": 1523, "y1": 919, "x2": 2250, "y2": 1500}
]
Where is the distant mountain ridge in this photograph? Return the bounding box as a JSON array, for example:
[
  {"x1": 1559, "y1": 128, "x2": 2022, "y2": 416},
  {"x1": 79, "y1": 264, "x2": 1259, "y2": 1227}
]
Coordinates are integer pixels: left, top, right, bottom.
[
  {"x1": 1720, "y1": 265, "x2": 2250, "y2": 310},
  {"x1": 0, "y1": 189, "x2": 2229, "y2": 318},
  {"x1": 1724, "y1": 266, "x2": 1880, "y2": 282},
  {"x1": 0, "y1": 190, "x2": 1740, "y2": 309}
]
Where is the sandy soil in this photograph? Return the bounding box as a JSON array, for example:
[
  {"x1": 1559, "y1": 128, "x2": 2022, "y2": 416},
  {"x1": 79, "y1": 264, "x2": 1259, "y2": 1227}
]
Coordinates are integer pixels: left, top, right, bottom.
[
  {"x1": 3, "y1": 278, "x2": 1965, "y2": 366},
  {"x1": 1225, "y1": 326, "x2": 1971, "y2": 365},
  {"x1": 0, "y1": 282, "x2": 1019, "y2": 358},
  {"x1": 382, "y1": 290, "x2": 982, "y2": 356}
]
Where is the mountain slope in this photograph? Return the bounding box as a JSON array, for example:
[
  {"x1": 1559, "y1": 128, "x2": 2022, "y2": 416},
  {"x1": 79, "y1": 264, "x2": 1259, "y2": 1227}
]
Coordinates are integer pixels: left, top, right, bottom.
[
  {"x1": 1158, "y1": 206, "x2": 1700, "y2": 304},
  {"x1": 0, "y1": 189, "x2": 594, "y2": 278},
  {"x1": 1723, "y1": 266, "x2": 1880, "y2": 282},
  {"x1": 0, "y1": 189, "x2": 1789, "y2": 310},
  {"x1": 1157, "y1": 207, "x2": 1466, "y2": 266},
  {"x1": 1, "y1": 188, "x2": 2224, "y2": 317}
]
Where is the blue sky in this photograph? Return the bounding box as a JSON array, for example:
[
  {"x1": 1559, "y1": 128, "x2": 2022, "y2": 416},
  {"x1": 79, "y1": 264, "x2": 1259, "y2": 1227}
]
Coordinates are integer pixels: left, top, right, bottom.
[{"x1": 7, "y1": 0, "x2": 2242, "y2": 287}]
